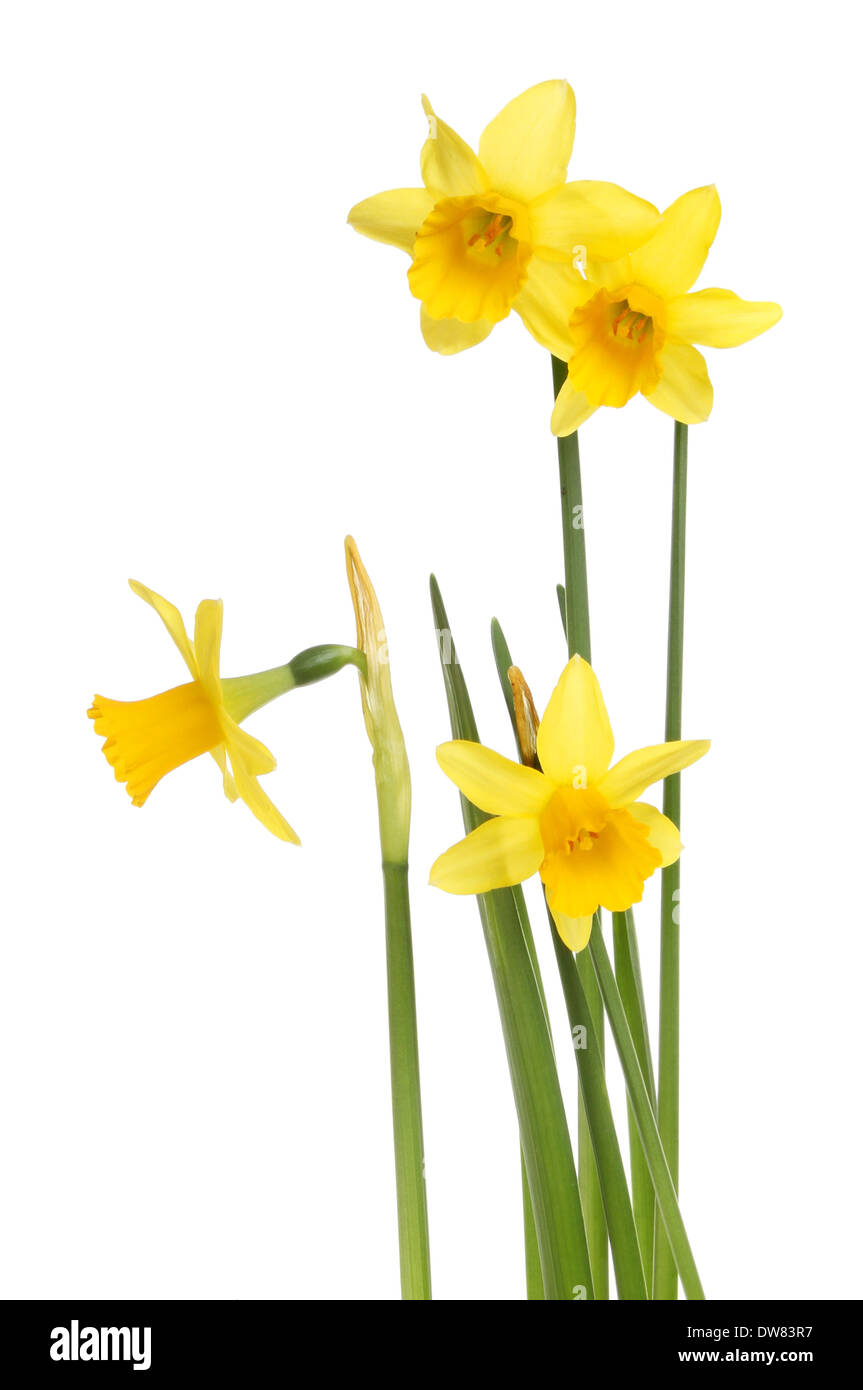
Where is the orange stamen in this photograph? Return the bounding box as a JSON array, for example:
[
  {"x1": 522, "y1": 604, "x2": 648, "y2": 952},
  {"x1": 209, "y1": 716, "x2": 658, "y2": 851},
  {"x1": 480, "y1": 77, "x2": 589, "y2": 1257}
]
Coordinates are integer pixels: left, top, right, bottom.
[
  {"x1": 612, "y1": 307, "x2": 651, "y2": 342},
  {"x1": 468, "y1": 213, "x2": 507, "y2": 251}
]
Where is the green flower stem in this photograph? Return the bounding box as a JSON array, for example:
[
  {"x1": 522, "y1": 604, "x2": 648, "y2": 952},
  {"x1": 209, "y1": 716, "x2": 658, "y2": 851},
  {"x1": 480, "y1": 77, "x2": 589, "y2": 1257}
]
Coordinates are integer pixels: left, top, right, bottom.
[
  {"x1": 432, "y1": 576, "x2": 593, "y2": 1301},
  {"x1": 572, "y1": 949, "x2": 606, "y2": 1296},
  {"x1": 552, "y1": 353, "x2": 608, "y2": 1299},
  {"x1": 221, "y1": 644, "x2": 365, "y2": 722},
  {"x1": 553, "y1": 356, "x2": 591, "y2": 662},
  {"x1": 382, "y1": 859, "x2": 432, "y2": 1300},
  {"x1": 613, "y1": 909, "x2": 657, "y2": 1288},
  {"x1": 549, "y1": 915, "x2": 647, "y2": 1299},
  {"x1": 654, "y1": 422, "x2": 688, "y2": 1300},
  {"x1": 588, "y1": 923, "x2": 704, "y2": 1300}
]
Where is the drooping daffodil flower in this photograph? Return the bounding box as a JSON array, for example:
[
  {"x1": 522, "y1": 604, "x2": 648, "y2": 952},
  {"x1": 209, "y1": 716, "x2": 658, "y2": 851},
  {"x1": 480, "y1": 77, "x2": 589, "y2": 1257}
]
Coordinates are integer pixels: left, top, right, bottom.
[
  {"x1": 550, "y1": 185, "x2": 783, "y2": 434},
  {"x1": 89, "y1": 581, "x2": 363, "y2": 842},
  {"x1": 430, "y1": 654, "x2": 709, "y2": 951},
  {"x1": 348, "y1": 80, "x2": 659, "y2": 358}
]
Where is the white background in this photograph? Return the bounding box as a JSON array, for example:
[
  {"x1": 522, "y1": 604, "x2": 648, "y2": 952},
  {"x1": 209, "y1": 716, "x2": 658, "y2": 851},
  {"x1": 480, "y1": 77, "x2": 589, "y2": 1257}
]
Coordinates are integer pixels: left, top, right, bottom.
[{"x1": 1, "y1": 0, "x2": 860, "y2": 1301}]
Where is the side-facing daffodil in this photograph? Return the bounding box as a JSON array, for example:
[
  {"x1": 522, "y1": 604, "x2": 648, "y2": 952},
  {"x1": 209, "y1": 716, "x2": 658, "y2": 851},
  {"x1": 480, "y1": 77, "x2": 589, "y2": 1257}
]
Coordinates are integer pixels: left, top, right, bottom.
[
  {"x1": 348, "y1": 80, "x2": 658, "y2": 358},
  {"x1": 430, "y1": 655, "x2": 709, "y2": 951},
  {"x1": 89, "y1": 580, "x2": 300, "y2": 842},
  {"x1": 551, "y1": 184, "x2": 782, "y2": 434}
]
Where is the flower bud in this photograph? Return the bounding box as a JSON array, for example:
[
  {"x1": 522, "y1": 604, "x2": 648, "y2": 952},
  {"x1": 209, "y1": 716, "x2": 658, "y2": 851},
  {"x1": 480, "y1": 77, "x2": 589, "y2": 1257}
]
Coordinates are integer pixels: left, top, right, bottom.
[{"x1": 345, "y1": 536, "x2": 411, "y2": 863}]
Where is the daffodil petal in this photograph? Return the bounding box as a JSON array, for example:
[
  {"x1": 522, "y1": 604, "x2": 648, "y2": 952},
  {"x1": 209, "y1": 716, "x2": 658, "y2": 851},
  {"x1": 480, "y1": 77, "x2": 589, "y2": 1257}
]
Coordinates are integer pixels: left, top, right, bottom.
[
  {"x1": 478, "y1": 79, "x2": 575, "y2": 203},
  {"x1": 129, "y1": 579, "x2": 197, "y2": 679},
  {"x1": 223, "y1": 719, "x2": 277, "y2": 776},
  {"x1": 630, "y1": 185, "x2": 721, "y2": 298},
  {"x1": 628, "y1": 802, "x2": 681, "y2": 867},
  {"x1": 514, "y1": 257, "x2": 585, "y2": 360},
  {"x1": 587, "y1": 253, "x2": 633, "y2": 291},
  {"x1": 530, "y1": 181, "x2": 659, "y2": 263},
  {"x1": 420, "y1": 306, "x2": 494, "y2": 354},
  {"x1": 228, "y1": 749, "x2": 300, "y2": 844},
  {"x1": 430, "y1": 816, "x2": 544, "y2": 895},
  {"x1": 549, "y1": 903, "x2": 594, "y2": 952},
  {"x1": 347, "y1": 188, "x2": 434, "y2": 254},
  {"x1": 436, "y1": 740, "x2": 552, "y2": 816},
  {"x1": 536, "y1": 655, "x2": 615, "y2": 785},
  {"x1": 420, "y1": 95, "x2": 488, "y2": 198},
  {"x1": 647, "y1": 343, "x2": 714, "y2": 424},
  {"x1": 550, "y1": 374, "x2": 597, "y2": 436},
  {"x1": 598, "y1": 739, "x2": 710, "y2": 808},
  {"x1": 211, "y1": 744, "x2": 239, "y2": 802},
  {"x1": 665, "y1": 288, "x2": 783, "y2": 348},
  {"x1": 193, "y1": 598, "x2": 223, "y2": 704}
]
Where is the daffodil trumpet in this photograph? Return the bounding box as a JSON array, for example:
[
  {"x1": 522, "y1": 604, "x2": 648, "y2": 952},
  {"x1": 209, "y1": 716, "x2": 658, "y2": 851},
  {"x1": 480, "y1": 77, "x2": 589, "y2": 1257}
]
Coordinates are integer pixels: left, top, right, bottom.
[
  {"x1": 89, "y1": 580, "x2": 364, "y2": 842},
  {"x1": 345, "y1": 538, "x2": 431, "y2": 1301}
]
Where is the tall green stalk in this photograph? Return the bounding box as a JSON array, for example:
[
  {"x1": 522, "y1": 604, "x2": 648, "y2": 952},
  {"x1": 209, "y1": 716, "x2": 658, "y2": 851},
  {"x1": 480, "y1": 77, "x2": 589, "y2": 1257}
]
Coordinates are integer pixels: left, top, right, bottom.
[
  {"x1": 613, "y1": 909, "x2": 657, "y2": 1287},
  {"x1": 549, "y1": 918, "x2": 647, "y2": 1298},
  {"x1": 552, "y1": 353, "x2": 608, "y2": 1299},
  {"x1": 382, "y1": 861, "x2": 432, "y2": 1299},
  {"x1": 432, "y1": 576, "x2": 593, "y2": 1300},
  {"x1": 588, "y1": 929, "x2": 704, "y2": 1300},
  {"x1": 554, "y1": 357, "x2": 591, "y2": 663},
  {"x1": 654, "y1": 423, "x2": 688, "y2": 1299}
]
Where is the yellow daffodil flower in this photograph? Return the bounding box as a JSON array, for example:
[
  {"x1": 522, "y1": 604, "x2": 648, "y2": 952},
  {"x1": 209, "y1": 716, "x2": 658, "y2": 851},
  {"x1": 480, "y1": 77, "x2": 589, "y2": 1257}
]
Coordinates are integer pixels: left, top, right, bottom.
[
  {"x1": 551, "y1": 184, "x2": 782, "y2": 434},
  {"x1": 430, "y1": 655, "x2": 709, "y2": 951},
  {"x1": 348, "y1": 81, "x2": 659, "y2": 358},
  {"x1": 88, "y1": 580, "x2": 300, "y2": 843}
]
